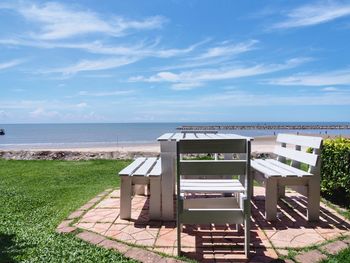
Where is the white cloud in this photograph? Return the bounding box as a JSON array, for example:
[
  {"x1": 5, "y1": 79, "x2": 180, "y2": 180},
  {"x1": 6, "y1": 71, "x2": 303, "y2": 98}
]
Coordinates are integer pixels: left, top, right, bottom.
[
  {"x1": 130, "y1": 57, "x2": 311, "y2": 89},
  {"x1": 75, "y1": 102, "x2": 87, "y2": 108},
  {"x1": 78, "y1": 90, "x2": 134, "y2": 97},
  {"x1": 193, "y1": 40, "x2": 258, "y2": 60},
  {"x1": 0, "y1": 59, "x2": 24, "y2": 70},
  {"x1": 30, "y1": 107, "x2": 59, "y2": 118},
  {"x1": 273, "y1": 2, "x2": 350, "y2": 29},
  {"x1": 322, "y1": 87, "x2": 339, "y2": 91},
  {"x1": 43, "y1": 57, "x2": 139, "y2": 75},
  {"x1": 3, "y1": 2, "x2": 165, "y2": 40},
  {"x1": 267, "y1": 68, "x2": 350, "y2": 86}
]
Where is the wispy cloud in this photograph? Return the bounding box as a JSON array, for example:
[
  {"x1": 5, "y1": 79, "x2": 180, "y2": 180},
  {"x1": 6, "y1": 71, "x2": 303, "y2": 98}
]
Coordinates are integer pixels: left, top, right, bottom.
[
  {"x1": 42, "y1": 57, "x2": 139, "y2": 75},
  {"x1": 0, "y1": 59, "x2": 24, "y2": 70},
  {"x1": 267, "y1": 68, "x2": 350, "y2": 86},
  {"x1": 273, "y1": 2, "x2": 350, "y2": 29},
  {"x1": 1, "y1": 2, "x2": 166, "y2": 40},
  {"x1": 192, "y1": 40, "x2": 258, "y2": 60},
  {"x1": 130, "y1": 57, "x2": 311, "y2": 90},
  {"x1": 78, "y1": 90, "x2": 134, "y2": 97}
]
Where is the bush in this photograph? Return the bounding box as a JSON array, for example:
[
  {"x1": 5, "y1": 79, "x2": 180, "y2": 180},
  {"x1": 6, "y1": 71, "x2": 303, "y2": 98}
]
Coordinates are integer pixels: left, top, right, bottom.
[{"x1": 321, "y1": 137, "x2": 350, "y2": 207}]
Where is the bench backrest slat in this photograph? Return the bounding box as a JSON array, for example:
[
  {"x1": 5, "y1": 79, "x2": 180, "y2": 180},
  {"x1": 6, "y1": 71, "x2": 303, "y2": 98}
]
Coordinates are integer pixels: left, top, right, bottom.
[
  {"x1": 274, "y1": 146, "x2": 319, "y2": 166},
  {"x1": 178, "y1": 139, "x2": 247, "y2": 154},
  {"x1": 276, "y1": 134, "x2": 322, "y2": 149}
]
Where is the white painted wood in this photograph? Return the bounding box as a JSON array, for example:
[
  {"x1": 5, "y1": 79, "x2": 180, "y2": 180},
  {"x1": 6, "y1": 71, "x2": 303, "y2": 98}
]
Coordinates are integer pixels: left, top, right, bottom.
[
  {"x1": 172, "y1": 133, "x2": 185, "y2": 140},
  {"x1": 266, "y1": 159, "x2": 312, "y2": 176},
  {"x1": 160, "y1": 141, "x2": 176, "y2": 220},
  {"x1": 133, "y1": 157, "x2": 157, "y2": 176},
  {"x1": 184, "y1": 133, "x2": 196, "y2": 139},
  {"x1": 180, "y1": 209, "x2": 244, "y2": 224},
  {"x1": 265, "y1": 177, "x2": 278, "y2": 221},
  {"x1": 277, "y1": 133, "x2": 322, "y2": 149},
  {"x1": 150, "y1": 177, "x2": 161, "y2": 219},
  {"x1": 119, "y1": 157, "x2": 146, "y2": 176},
  {"x1": 120, "y1": 176, "x2": 132, "y2": 219},
  {"x1": 274, "y1": 146, "x2": 318, "y2": 166},
  {"x1": 251, "y1": 160, "x2": 281, "y2": 176},
  {"x1": 179, "y1": 160, "x2": 246, "y2": 176},
  {"x1": 157, "y1": 133, "x2": 175, "y2": 141},
  {"x1": 183, "y1": 197, "x2": 240, "y2": 209},
  {"x1": 149, "y1": 159, "x2": 161, "y2": 177},
  {"x1": 178, "y1": 139, "x2": 247, "y2": 154}
]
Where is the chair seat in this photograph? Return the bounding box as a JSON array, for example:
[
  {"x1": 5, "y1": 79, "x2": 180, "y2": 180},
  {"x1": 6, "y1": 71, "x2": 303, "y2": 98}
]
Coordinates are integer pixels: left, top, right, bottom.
[
  {"x1": 180, "y1": 179, "x2": 245, "y2": 193},
  {"x1": 251, "y1": 159, "x2": 312, "y2": 178}
]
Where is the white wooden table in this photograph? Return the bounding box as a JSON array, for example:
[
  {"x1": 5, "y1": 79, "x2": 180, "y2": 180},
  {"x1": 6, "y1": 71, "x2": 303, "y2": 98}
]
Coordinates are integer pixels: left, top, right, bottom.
[{"x1": 157, "y1": 132, "x2": 253, "y2": 220}]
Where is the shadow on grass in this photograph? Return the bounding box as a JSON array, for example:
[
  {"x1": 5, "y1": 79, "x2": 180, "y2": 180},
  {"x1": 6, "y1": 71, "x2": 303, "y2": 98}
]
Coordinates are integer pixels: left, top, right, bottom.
[{"x1": 0, "y1": 233, "x2": 24, "y2": 263}]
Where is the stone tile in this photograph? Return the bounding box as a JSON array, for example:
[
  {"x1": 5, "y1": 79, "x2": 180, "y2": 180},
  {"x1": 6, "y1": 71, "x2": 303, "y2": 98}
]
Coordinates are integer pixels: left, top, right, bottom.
[
  {"x1": 90, "y1": 222, "x2": 112, "y2": 235},
  {"x1": 153, "y1": 246, "x2": 175, "y2": 255},
  {"x1": 80, "y1": 208, "x2": 119, "y2": 223},
  {"x1": 67, "y1": 210, "x2": 85, "y2": 219},
  {"x1": 155, "y1": 227, "x2": 177, "y2": 247},
  {"x1": 98, "y1": 239, "x2": 130, "y2": 253},
  {"x1": 109, "y1": 190, "x2": 120, "y2": 198},
  {"x1": 79, "y1": 202, "x2": 95, "y2": 211},
  {"x1": 56, "y1": 226, "x2": 76, "y2": 234},
  {"x1": 57, "y1": 219, "x2": 73, "y2": 229},
  {"x1": 276, "y1": 249, "x2": 289, "y2": 257},
  {"x1": 124, "y1": 247, "x2": 162, "y2": 263},
  {"x1": 76, "y1": 231, "x2": 106, "y2": 245},
  {"x1": 75, "y1": 222, "x2": 95, "y2": 230},
  {"x1": 95, "y1": 198, "x2": 120, "y2": 208},
  {"x1": 294, "y1": 250, "x2": 326, "y2": 263},
  {"x1": 343, "y1": 237, "x2": 350, "y2": 244},
  {"x1": 320, "y1": 240, "x2": 348, "y2": 255}
]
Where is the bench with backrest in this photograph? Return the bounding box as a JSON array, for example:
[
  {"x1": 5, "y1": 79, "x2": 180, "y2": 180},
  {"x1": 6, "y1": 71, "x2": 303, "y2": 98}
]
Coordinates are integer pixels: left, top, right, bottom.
[
  {"x1": 118, "y1": 157, "x2": 161, "y2": 220},
  {"x1": 251, "y1": 133, "x2": 323, "y2": 221}
]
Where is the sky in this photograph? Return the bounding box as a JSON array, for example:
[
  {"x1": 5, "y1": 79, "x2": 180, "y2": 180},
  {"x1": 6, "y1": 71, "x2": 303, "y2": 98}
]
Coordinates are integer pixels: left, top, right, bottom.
[{"x1": 1, "y1": 0, "x2": 350, "y2": 123}]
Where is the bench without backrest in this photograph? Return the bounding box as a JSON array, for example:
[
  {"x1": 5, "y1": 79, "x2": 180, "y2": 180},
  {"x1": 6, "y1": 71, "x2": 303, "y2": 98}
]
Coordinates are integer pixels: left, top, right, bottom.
[
  {"x1": 118, "y1": 157, "x2": 161, "y2": 220},
  {"x1": 251, "y1": 133, "x2": 322, "y2": 221}
]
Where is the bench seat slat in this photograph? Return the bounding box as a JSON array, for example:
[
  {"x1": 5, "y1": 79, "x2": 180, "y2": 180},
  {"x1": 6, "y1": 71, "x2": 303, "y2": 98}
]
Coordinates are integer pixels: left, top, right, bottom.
[
  {"x1": 266, "y1": 159, "x2": 312, "y2": 177},
  {"x1": 119, "y1": 157, "x2": 146, "y2": 176},
  {"x1": 254, "y1": 159, "x2": 294, "y2": 177},
  {"x1": 149, "y1": 159, "x2": 161, "y2": 177},
  {"x1": 133, "y1": 157, "x2": 157, "y2": 176},
  {"x1": 251, "y1": 159, "x2": 281, "y2": 176}
]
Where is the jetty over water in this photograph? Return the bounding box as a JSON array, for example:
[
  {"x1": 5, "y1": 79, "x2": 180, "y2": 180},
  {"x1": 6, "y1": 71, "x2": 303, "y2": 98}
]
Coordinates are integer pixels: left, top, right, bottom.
[{"x1": 177, "y1": 124, "x2": 350, "y2": 131}]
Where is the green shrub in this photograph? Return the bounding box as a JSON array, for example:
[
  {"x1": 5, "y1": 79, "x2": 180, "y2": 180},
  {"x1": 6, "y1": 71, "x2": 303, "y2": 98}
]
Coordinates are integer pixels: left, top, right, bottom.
[{"x1": 321, "y1": 137, "x2": 350, "y2": 207}]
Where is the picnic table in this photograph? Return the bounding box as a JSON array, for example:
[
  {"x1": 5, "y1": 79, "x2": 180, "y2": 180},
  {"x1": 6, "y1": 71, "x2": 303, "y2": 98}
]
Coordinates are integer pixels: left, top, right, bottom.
[{"x1": 157, "y1": 132, "x2": 253, "y2": 220}]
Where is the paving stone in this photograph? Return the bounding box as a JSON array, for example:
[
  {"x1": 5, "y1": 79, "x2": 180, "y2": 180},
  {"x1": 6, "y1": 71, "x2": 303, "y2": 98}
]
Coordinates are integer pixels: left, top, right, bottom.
[
  {"x1": 79, "y1": 202, "x2": 95, "y2": 211},
  {"x1": 342, "y1": 237, "x2": 350, "y2": 244},
  {"x1": 67, "y1": 210, "x2": 85, "y2": 219},
  {"x1": 283, "y1": 260, "x2": 295, "y2": 263},
  {"x1": 124, "y1": 247, "x2": 162, "y2": 263},
  {"x1": 98, "y1": 239, "x2": 130, "y2": 253},
  {"x1": 76, "y1": 231, "x2": 106, "y2": 245},
  {"x1": 57, "y1": 219, "x2": 73, "y2": 229},
  {"x1": 276, "y1": 249, "x2": 289, "y2": 256},
  {"x1": 320, "y1": 240, "x2": 348, "y2": 255},
  {"x1": 294, "y1": 250, "x2": 326, "y2": 263},
  {"x1": 56, "y1": 226, "x2": 76, "y2": 234}
]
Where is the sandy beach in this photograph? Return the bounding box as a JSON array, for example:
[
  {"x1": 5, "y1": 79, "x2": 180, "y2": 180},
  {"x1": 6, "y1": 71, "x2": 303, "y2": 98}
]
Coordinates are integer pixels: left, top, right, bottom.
[{"x1": 0, "y1": 134, "x2": 346, "y2": 160}]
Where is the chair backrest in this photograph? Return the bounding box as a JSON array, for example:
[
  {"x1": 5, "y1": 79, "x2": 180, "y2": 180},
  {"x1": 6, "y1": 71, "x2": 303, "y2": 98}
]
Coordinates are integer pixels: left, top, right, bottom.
[
  {"x1": 274, "y1": 133, "x2": 323, "y2": 174},
  {"x1": 176, "y1": 138, "x2": 250, "y2": 189}
]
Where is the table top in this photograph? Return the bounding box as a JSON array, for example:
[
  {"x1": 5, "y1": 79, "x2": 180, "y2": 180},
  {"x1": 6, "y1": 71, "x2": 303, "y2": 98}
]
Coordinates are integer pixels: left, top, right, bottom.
[{"x1": 157, "y1": 132, "x2": 253, "y2": 141}]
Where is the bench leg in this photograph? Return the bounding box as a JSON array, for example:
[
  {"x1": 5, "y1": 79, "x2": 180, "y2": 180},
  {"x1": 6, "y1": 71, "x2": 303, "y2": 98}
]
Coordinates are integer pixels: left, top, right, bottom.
[
  {"x1": 149, "y1": 177, "x2": 161, "y2": 220},
  {"x1": 307, "y1": 177, "x2": 320, "y2": 221},
  {"x1": 278, "y1": 185, "x2": 285, "y2": 198},
  {"x1": 265, "y1": 177, "x2": 278, "y2": 221},
  {"x1": 120, "y1": 177, "x2": 132, "y2": 219}
]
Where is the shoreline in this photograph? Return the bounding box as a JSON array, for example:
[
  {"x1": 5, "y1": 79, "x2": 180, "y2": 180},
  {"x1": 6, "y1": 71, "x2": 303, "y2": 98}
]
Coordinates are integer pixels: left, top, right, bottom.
[{"x1": 0, "y1": 134, "x2": 347, "y2": 161}]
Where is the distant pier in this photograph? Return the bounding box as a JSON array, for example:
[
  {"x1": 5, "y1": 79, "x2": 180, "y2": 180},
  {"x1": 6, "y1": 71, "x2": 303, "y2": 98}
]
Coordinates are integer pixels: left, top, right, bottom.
[{"x1": 177, "y1": 124, "x2": 350, "y2": 131}]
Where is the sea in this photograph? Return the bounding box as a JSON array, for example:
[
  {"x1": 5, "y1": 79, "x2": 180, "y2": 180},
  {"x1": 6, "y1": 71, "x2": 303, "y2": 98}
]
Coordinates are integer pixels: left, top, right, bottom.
[{"x1": 0, "y1": 122, "x2": 350, "y2": 150}]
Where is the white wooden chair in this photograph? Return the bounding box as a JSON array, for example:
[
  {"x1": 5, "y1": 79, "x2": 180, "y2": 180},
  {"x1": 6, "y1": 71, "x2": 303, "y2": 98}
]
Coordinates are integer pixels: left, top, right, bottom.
[
  {"x1": 119, "y1": 157, "x2": 161, "y2": 220},
  {"x1": 251, "y1": 134, "x2": 323, "y2": 221},
  {"x1": 176, "y1": 138, "x2": 251, "y2": 257}
]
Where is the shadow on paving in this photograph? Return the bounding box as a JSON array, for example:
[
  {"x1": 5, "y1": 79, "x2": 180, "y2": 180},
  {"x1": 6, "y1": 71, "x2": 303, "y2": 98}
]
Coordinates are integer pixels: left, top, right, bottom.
[{"x1": 252, "y1": 194, "x2": 350, "y2": 231}]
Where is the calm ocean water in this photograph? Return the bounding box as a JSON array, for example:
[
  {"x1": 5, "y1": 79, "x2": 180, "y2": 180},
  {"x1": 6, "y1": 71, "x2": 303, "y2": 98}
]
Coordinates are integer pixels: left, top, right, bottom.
[{"x1": 0, "y1": 122, "x2": 350, "y2": 150}]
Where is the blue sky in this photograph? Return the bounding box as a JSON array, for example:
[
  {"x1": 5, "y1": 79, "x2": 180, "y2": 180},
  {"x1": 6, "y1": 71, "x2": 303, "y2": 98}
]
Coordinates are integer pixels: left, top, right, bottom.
[{"x1": 1, "y1": 0, "x2": 350, "y2": 123}]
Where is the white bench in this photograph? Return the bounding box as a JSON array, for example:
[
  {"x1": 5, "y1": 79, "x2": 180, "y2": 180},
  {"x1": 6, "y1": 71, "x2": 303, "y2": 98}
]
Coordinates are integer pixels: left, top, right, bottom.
[
  {"x1": 118, "y1": 157, "x2": 161, "y2": 220},
  {"x1": 251, "y1": 134, "x2": 323, "y2": 221}
]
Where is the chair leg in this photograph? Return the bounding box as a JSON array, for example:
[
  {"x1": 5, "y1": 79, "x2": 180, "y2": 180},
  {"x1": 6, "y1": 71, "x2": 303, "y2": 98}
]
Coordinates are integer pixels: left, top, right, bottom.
[
  {"x1": 307, "y1": 177, "x2": 320, "y2": 221},
  {"x1": 177, "y1": 223, "x2": 182, "y2": 256},
  {"x1": 265, "y1": 177, "x2": 278, "y2": 221},
  {"x1": 120, "y1": 177, "x2": 132, "y2": 219},
  {"x1": 244, "y1": 214, "x2": 250, "y2": 257},
  {"x1": 149, "y1": 177, "x2": 161, "y2": 220}
]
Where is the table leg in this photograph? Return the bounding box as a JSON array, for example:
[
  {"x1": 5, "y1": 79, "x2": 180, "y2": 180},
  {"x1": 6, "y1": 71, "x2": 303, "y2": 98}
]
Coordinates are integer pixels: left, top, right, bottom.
[{"x1": 160, "y1": 141, "x2": 176, "y2": 221}]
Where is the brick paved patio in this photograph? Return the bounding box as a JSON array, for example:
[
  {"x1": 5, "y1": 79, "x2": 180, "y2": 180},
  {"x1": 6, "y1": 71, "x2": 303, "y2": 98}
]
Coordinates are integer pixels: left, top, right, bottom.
[{"x1": 63, "y1": 187, "x2": 350, "y2": 262}]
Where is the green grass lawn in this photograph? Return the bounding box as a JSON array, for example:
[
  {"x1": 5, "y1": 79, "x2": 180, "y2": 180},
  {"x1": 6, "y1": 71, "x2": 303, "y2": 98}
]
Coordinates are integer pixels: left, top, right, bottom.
[
  {"x1": 321, "y1": 247, "x2": 350, "y2": 263},
  {"x1": 0, "y1": 159, "x2": 137, "y2": 263}
]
